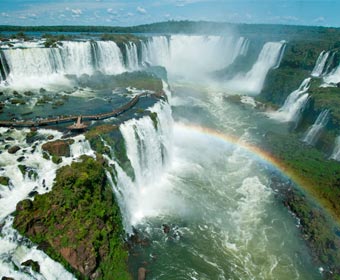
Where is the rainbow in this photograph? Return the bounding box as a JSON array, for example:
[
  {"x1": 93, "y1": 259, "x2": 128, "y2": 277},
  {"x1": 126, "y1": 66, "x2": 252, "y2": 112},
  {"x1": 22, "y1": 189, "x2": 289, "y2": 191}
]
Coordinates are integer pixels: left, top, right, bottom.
[{"x1": 175, "y1": 122, "x2": 309, "y2": 195}]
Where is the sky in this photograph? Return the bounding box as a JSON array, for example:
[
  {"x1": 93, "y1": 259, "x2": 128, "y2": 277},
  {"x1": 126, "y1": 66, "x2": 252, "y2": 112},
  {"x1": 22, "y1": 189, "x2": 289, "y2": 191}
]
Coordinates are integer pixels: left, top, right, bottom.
[{"x1": 0, "y1": 0, "x2": 339, "y2": 27}]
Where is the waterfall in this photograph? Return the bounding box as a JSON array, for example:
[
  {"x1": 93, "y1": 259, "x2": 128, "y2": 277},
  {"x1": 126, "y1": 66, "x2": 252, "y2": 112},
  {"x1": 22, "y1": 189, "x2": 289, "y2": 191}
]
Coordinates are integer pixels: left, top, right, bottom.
[
  {"x1": 311, "y1": 51, "x2": 330, "y2": 77},
  {"x1": 330, "y1": 136, "x2": 340, "y2": 161},
  {"x1": 238, "y1": 37, "x2": 250, "y2": 57},
  {"x1": 125, "y1": 42, "x2": 139, "y2": 70},
  {"x1": 141, "y1": 36, "x2": 170, "y2": 67},
  {"x1": 111, "y1": 99, "x2": 173, "y2": 230},
  {"x1": 226, "y1": 41, "x2": 286, "y2": 94},
  {"x1": 324, "y1": 62, "x2": 340, "y2": 85},
  {"x1": 140, "y1": 35, "x2": 250, "y2": 78},
  {"x1": 268, "y1": 78, "x2": 311, "y2": 123},
  {"x1": 303, "y1": 109, "x2": 330, "y2": 145},
  {"x1": 2, "y1": 41, "x2": 126, "y2": 86}
]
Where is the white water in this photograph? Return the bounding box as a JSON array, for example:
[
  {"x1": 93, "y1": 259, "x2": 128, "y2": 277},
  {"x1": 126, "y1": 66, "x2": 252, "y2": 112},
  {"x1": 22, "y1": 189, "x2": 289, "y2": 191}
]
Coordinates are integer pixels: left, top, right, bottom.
[
  {"x1": 117, "y1": 100, "x2": 173, "y2": 229},
  {"x1": 0, "y1": 129, "x2": 96, "y2": 278},
  {"x1": 225, "y1": 41, "x2": 285, "y2": 94},
  {"x1": 141, "y1": 35, "x2": 249, "y2": 79},
  {"x1": 268, "y1": 78, "x2": 311, "y2": 123},
  {"x1": 1, "y1": 41, "x2": 126, "y2": 88},
  {"x1": 0, "y1": 217, "x2": 76, "y2": 280},
  {"x1": 125, "y1": 42, "x2": 139, "y2": 70},
  {"x1": 303, "y1": 109, "x2": 330, "y2": 145},
  {"x1": 324, "y1": 62, "x2": 340, "y2": 85},
  {"x1": 330, "y1": 136, "x2": 340, "y2": 161},
  {"x1": 311, "y1": 51, "x2": 330, "y2": 77}
]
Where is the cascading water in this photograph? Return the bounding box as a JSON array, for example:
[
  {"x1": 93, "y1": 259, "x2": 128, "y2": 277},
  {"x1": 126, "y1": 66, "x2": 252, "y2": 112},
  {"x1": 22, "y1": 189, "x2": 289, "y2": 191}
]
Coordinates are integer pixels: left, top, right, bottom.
[
  {"x1": 268, "y1": 78, "x2": 311, "y2": 124},
  {"x1": 303, "y1": 109, "x2": 330, "y2": 145},
  {"x1": 312, "y1": 51, "x2": 330, "y2": 77},
  {"x1": 141, "y1": 35, "x2": 249, "y2": 79},
  {"x1": 324, "y1": 62, "x2": 340, "y2": 85},
  {"x1": 330, "y1": 136, "x2": 340, "y2": 161},
  {"x1": 1, "y1": 40, "x2": 126, "y2": 87},
  {"x1": 0, "y1": 33, "x2": 326, "y2": 279},
  {"x1": 141, "y1": 36, "x2": 170, "y2": 67},
  {"x1": 108, "y1": 98, "x2": 173, "y2": 230},
  {"x1": 125, "y1": 42, "x2": 139, "y2": 70},
  {"x1": 225, "y1": 41, "x2": 286, "y2": 94}
]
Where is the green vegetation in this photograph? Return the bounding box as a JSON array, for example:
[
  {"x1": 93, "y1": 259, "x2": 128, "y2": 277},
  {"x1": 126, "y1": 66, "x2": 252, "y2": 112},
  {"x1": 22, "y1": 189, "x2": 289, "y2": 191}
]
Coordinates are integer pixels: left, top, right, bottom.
[
  {"x1": 0, "y1": 176, "x2": 10, "y2": 186},
  {"x1": 1, "y1": 21, "x2": 340, "y2": 38},
  {"x1": 42, "y1": 139, "x2": 74, "y2": 157},
  {"x1": 261, "y1": 131, "x2": 340, "y2": 222},
  {"x1": 13, "y1": 155, "x2": 131, "y2": 279},
  {"x1": 261, "y1": 132, "x2": 340, "y2": 277},
  {"x1": 42, "y1": 34, "x2": 73, "y2": 48},
  {"x1": 114, "y1": 71, "x2": 163, "y2": 92},
  {"x1": 85, "y1": 124, "x2": 135, "y2": 180},
  {"x1": 101, "y1": 33, "x2": 143, "y2": 45},
  {"x1": 149, "y1": 112, "x2": 158, "y2": 130}
]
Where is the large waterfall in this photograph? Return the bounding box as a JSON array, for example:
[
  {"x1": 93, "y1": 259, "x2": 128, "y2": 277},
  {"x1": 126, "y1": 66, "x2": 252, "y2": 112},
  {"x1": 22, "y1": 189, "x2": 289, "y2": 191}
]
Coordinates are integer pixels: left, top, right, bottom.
[
  {"x1": 2, "y1": 41, "x2": 126, "y2": 86},
  {"x1": 1, "y1": 35, "x2": 251, "y2": 86},
  {"x1": 106, "y1": 99, "x2": 173, "y2": 231},
  {"x1": 140, "y1": 35, "x2": 249, "y2": 79},
  {"x1": 268, "y1": 78, "x2": 311, "y2": 123},
  {"x1": 303, "y1": 109, "x2": 330, "y2": 145},
  {"x1": 225, "y1": 41, "x2": 286, "y2": 94},
  {"x1": 311, "y1": 51, "x2": 330, "y2": 77}
]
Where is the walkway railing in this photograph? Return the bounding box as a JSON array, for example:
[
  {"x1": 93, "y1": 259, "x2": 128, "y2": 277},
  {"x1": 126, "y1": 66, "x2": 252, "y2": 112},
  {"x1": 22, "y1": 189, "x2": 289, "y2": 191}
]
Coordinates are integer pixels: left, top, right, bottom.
[{"x1": 0, "y1": 93, "x2": 147, "y2": 128}]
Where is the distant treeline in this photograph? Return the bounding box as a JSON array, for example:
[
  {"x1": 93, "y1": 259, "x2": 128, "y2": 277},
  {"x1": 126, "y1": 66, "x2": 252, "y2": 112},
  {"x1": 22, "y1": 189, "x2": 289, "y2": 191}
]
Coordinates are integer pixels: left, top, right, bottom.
[{"x1": 1, "y1": 20, "x2": 340, "y2": 41}]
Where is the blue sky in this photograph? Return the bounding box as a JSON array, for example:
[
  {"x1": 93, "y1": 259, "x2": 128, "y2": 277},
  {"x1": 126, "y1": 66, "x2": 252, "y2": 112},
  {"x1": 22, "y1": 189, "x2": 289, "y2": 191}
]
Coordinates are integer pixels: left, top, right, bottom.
[{"x1": 0, "y1": 0, "x2": 339, "y2": 27}]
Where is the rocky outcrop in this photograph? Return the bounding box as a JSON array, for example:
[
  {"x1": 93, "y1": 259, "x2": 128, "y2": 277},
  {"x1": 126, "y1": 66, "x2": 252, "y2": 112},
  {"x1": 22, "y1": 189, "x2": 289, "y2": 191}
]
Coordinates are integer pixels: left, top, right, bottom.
[
  {"x1": 13, "y1": 155, "x2": 131, "y2": 279},
  {"x1": 138, "y1": 267, "x2": 147, "y2": 280},
  {"x1": 41, "y1": 139, "x2": 74, "y2": 157},
  {"x1": 8, "y1": 145, "x2": 20, "y2": 154},
  {"x1": 21, "y1": 259, "x2": 40, "y2": 273}
]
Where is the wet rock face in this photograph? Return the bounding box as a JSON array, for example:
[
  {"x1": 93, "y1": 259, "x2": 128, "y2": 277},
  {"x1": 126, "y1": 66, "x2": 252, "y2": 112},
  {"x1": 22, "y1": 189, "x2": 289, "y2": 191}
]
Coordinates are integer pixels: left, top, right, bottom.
[{"x1": 41, "y1": 139, "x2": 74, "y2": 157}]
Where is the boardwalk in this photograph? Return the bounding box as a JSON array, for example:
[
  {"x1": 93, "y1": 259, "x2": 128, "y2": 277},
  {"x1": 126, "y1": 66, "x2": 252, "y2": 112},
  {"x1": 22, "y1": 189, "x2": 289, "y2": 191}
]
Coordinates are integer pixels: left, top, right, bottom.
[{"x1": 0, "y1": 93, "x2": 146, "y2": 129}]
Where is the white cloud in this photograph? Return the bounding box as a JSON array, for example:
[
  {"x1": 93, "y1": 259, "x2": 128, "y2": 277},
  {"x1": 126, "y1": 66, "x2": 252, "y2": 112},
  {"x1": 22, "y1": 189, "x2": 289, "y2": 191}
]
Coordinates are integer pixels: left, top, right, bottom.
[
  {"x1": 1, "y1": 12, "x2": 9, "y2": 17},
  {"x1": 127, "y1": 12, "x2": 134, "y2": 17},
  {"x1": 314, "y1": 16, "x2": 325, "y2": 23},
  {"x1": 107, "y1": 8, "x2": 117, "y2": 15},
  {"x1": 137, "y1": 6, "x2": 147, "y2": 14},
  {"x1": 71, "y1": 9, "x2": 83, "y2": 15}
]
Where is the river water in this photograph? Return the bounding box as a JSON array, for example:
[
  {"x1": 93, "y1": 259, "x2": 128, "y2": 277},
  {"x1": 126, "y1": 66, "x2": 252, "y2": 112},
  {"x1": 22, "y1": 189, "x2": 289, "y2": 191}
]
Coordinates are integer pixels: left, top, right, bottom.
[
  {"x1": 128, "y1": 81, "x2": 322, "y2": 280},
  {"x1": 0, "y1": 35, "x2": 323, "y2": 279}
]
